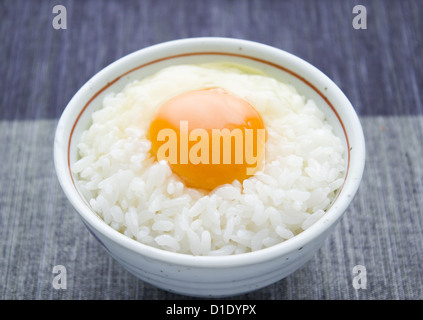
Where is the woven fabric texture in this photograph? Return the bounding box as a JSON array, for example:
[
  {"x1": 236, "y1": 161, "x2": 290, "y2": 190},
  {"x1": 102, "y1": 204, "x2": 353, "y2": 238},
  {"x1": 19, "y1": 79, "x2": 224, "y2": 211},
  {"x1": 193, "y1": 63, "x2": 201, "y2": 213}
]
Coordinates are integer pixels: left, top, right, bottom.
[{"x1": 1, "y1": 0, "x2": 422, "y2": 300}]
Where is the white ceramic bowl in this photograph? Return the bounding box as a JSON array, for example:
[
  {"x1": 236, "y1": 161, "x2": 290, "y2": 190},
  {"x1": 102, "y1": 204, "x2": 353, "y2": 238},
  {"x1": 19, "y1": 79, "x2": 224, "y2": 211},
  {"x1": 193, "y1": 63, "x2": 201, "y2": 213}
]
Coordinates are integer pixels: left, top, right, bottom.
[{"x1": 54, "y1": 37, "x2": 365, "y2": 297}]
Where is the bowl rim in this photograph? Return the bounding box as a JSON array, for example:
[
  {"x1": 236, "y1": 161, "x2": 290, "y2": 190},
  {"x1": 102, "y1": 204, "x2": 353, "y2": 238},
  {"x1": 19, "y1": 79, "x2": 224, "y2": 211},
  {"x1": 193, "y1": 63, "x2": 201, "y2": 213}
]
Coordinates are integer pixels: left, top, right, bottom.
[{"x1": 54, "y1": 37, "x2": 365, "y2": 268}]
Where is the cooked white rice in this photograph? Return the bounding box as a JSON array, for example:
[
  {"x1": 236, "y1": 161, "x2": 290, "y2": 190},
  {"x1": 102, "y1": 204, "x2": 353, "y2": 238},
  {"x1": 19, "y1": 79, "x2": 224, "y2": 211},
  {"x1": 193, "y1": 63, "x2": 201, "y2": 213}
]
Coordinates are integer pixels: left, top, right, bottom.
[{"x1": 72, "y1": 63, "x2": 346, "y2": 255}]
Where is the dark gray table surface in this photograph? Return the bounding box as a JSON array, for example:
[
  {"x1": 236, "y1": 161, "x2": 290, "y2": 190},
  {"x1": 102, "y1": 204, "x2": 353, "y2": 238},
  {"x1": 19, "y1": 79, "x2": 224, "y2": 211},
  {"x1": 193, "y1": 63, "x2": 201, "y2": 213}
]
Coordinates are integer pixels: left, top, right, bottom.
[{"x1": 1, "y1": 0, "x2": 422, "y2": 300}]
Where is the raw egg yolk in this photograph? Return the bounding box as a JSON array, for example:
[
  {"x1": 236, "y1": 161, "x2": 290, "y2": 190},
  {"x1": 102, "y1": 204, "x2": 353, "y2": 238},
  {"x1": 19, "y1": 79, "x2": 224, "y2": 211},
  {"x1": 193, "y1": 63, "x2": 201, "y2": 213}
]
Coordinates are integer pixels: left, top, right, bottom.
[{"x1": 148, "y1": 88, "x2": 266, "y2": 191}]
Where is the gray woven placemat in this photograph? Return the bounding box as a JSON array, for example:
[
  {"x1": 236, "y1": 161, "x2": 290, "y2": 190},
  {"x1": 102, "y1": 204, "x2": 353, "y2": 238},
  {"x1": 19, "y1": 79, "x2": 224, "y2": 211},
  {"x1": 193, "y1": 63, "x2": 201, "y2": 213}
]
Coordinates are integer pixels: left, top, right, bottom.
[{"x1": 1, "y1": 117, "x2": 422, "y2": 300}]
